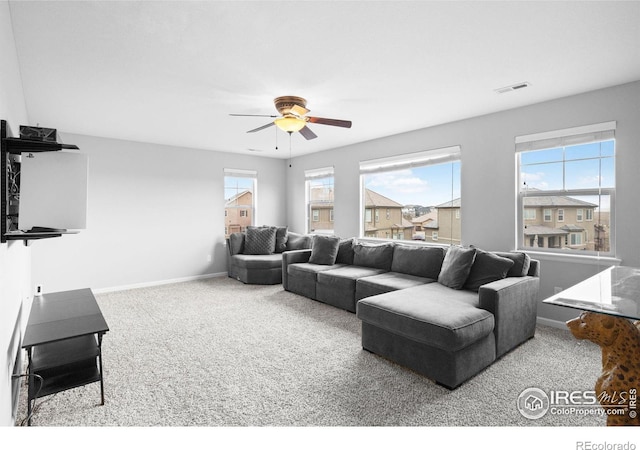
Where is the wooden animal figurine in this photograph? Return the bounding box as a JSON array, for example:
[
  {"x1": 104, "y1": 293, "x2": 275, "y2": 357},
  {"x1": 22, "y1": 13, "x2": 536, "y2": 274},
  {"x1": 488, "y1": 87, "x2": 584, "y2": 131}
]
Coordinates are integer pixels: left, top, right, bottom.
[{"x1": 567, "y1": 311, "x2": 640, "y2": 426}]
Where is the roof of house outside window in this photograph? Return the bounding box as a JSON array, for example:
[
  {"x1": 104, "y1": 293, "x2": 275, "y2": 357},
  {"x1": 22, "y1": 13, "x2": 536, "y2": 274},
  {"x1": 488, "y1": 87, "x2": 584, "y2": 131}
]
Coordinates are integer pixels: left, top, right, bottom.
[
  {"x1": 523, "y1": 225, "x2": 570, "y2": 236},
  {"x1": 225, "y1": 190, "x2": 252, "y2": 206},
  {"x1": 412, "y1": 211, "x2": 437, "y2": 224},
  {"x1": 435, "y1": 198, "x2": 461, "y2": 208},
  {"x1": 523, "y1": 196, "x2": 597, "y2": 207},
  {"x1": 364, "y1": 189, "x2": 403, "y2": 208}
]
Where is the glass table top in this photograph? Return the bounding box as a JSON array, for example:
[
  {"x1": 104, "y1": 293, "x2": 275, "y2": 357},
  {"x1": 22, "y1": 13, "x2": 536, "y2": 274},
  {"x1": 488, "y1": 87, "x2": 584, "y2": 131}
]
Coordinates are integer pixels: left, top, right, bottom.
[{"x1": 543, "y1": 266, "x2": 640, "y2": 321}]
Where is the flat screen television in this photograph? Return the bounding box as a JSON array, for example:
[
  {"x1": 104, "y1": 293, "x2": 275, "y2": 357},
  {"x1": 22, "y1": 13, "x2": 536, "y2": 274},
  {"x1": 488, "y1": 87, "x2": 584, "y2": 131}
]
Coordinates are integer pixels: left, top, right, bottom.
[{"x1": 18, "y1": 151, "x2": 88, "y2": 231}]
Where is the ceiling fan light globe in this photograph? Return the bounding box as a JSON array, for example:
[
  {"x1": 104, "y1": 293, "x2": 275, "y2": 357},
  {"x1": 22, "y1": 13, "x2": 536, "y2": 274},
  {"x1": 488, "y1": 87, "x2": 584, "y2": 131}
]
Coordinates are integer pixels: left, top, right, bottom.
[{"x1": 274, "y1": 116, "x2": 306, "y2": 133}]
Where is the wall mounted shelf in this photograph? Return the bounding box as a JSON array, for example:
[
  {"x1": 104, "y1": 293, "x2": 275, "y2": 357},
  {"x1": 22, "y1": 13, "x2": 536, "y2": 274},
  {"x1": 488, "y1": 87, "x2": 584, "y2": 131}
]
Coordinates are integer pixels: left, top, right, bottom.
[
  {"x1": 3, "y1": 137, "x2": 79, "y2": 153},
  {"x1": 1, "y1": 119, "x2": 80, "y2": 244}
]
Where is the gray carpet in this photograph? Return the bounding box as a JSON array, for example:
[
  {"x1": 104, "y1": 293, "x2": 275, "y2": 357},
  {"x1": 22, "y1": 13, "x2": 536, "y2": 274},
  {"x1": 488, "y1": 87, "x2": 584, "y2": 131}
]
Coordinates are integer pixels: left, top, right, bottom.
[{"x1": 17, "y1": 276, "x2": 604, "y2": 427}]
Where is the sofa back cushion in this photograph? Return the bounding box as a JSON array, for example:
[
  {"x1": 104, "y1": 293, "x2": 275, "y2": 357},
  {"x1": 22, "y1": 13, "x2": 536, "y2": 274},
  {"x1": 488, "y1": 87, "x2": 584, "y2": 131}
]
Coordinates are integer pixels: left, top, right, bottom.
[
  {"x1": 437, "y1": 246, "x2": 477, "y2": 289},
  {"x1": 464, "y1": 250, "x2": 515, "y2": 292},
  {"x1": 286, "y1": 232, "x2": 313, "y2": 251},
  {"x1": 270, "y1": 226, "x2": 288, "y2": 253},
  {"x1": 353, "y1": 242, "x2": 395, "y2": 271},
  {"x1": 309, "y1": 235, "x2": 341, "y2": 265},
  {"x1": 244, "y1": 226, "x2": 277, "y2": 255},
  {"x1": 391, "y1": 245, "x2": 445, "y2": 279},
  {"x1": 228, "y1": 232, "x2": 245, "y2": 255},
  {"x1": 494, "y1": 251, "x2": 531, "y2": 277},
  {"x1": 336, "y1": 238, "x2": 355, "y2": 265}
]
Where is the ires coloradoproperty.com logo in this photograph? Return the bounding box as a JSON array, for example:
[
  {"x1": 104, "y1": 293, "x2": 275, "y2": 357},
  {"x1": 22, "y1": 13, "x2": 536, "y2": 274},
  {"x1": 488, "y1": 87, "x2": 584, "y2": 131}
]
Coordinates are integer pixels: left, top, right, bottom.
[{"x1": 517, "y1": 387, "x2": 638, "y2": 420}]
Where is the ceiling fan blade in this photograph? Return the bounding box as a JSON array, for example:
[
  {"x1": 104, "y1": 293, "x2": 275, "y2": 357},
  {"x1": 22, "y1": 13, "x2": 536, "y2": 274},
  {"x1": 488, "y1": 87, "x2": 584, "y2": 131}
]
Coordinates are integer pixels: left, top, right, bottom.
[
  {"x1": 247, "y1": 122, "x2": 275, "y2": 133},
  {"x1": 230, "y1": 113, "x2": 277, "y2": 118},
  {"x1": 291, "y1": 104, "x2": 310, "y2": 116},
  {"x1": 307, "y1": 116, "x2": 352, "y2": 128},
  {"x1": 299, "y1": 126, "x2": 318, "y2": 140}
]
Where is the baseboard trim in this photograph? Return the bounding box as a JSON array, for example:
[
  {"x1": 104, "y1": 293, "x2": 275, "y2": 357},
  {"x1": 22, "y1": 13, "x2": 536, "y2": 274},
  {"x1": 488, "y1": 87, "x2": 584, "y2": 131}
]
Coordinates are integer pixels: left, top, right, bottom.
[
  {"x1": 93, "y1": 272, "x2": 228, "y2": 294},
  {"x1": 536, "y1": 316, "x2": 568, "y2": 330}
]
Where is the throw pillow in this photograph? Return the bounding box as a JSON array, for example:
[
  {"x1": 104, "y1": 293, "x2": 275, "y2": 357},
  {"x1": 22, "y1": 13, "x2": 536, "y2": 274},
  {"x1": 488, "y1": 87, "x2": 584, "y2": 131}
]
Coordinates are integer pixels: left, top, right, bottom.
[
  {"x1": 244, "y1": 226, "x2": 277, "y2": 255},
  {"x1": 353, "y1": 243, "x2": 395, "y2": 271},
  {"x1": 335, "y1": 238, "x2": 355, "y2": 265},
  {"x1": 464, "y1": 249, "x2": 515, "y2": 292},
  {"x1": 309, "y1": 235, "x2": 341, "y2": 265},
  {"x1": 495, "y1": 251, "x2": 531, "y2": 277},
  {"x1": 437, "y1": 246, "x2": 477, "y2": 289},
  {"x1": 391, "y1": 245, "x2": 446, "y2": 279},
  {"x1": 273, "y1": 226, "x2": 288, "y2": 253}
]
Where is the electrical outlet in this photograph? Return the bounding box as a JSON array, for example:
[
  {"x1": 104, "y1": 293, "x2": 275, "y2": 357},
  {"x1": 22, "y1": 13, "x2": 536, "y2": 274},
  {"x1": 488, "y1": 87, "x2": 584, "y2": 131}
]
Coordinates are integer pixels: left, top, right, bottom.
[
  {"x1": 207, "y1": 254, "x2": 212, "y2": 262},
  {"x1": 35, "y1": 284, "x2": 43, "y2": 296},
  {"x1": 554, "y1": 286, "x2": 563, "y2": 294}
]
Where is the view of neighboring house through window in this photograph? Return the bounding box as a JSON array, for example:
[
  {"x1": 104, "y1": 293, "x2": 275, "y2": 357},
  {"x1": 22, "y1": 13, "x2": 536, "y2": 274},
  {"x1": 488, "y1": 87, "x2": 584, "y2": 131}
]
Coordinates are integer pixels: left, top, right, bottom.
[
  {"x1": 516, "y1": 121, "x2": 615, "y2": 255},
  {"x1": 305, "y1": 167, "x2": 334, "y2": 234},
  {"x1": 359, "y1": 146, "x2": 461, "y2": 244},
  {"x1": 224, "y1": 168, "x2": 257, "y2": 237}
]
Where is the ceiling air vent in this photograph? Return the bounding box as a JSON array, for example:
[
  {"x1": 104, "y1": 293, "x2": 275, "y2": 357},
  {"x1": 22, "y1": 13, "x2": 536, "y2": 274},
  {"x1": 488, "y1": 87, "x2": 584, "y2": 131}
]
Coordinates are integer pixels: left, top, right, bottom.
[{"x1": 495, "y1": 82, "x2": 530, "y2": 94}]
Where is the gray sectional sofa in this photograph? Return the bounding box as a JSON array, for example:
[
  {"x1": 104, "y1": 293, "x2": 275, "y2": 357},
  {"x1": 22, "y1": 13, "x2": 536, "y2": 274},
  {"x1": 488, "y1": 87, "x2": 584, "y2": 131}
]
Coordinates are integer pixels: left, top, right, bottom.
[
  {"x1": 282, "y1": 236, "x2": 540, "y2": 388},
  {"x1": 227, "y1": 226, "x2": 312, "y2": 285}
]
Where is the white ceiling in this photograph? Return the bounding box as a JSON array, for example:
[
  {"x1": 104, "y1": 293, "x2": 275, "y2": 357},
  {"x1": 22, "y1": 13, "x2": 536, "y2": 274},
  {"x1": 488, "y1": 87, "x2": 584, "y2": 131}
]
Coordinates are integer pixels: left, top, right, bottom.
[{"x1": 8, "y1": 1, "x2": 640, "y2": 159}]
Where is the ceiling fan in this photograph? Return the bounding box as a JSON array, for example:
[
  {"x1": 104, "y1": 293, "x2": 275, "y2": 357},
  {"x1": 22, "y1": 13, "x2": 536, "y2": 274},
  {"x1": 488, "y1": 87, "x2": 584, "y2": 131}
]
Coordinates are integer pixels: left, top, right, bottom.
[{"x1": 230, "y1": 96, "x2": 352, "y2": 140}]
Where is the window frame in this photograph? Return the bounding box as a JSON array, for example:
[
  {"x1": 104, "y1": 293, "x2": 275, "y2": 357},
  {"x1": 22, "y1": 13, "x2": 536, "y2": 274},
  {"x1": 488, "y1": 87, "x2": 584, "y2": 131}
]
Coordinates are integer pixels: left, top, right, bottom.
[
  {"x1": 224, "y1": 168, "x2": 257, "y2": 238},
  {"x1": 305, "y1": 166, "x2": 335, "y2": 235},
  {"x1": 359, "y1": 146, "x2": 461, "y2": 244},
  {"x1": 516, "y1": 122, "x2": 616, "y2": 257}
]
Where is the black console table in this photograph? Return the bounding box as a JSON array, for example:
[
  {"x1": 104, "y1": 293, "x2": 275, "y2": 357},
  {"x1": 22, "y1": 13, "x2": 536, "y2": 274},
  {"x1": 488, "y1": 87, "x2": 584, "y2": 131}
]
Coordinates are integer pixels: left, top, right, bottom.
[{"x1": 21, "y1": 288, "x2": 109, "y2": 425}]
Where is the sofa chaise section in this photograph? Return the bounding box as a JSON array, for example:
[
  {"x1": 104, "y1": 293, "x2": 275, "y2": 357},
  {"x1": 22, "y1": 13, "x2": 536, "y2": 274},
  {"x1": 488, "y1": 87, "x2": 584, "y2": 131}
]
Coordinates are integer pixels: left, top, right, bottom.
[
  {"x1": 356, "y1": 259, "x2": 540, "y2": 388},
  {"x1": 357, "y1": 284, "x2": 496, "y2": 389}
]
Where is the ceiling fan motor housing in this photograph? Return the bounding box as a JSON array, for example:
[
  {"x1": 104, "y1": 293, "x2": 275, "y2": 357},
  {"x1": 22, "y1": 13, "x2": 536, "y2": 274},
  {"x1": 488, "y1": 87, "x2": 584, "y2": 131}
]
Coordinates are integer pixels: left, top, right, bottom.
[{"x1": 274, "y1": 96, "x2": 307, "y2": 115}]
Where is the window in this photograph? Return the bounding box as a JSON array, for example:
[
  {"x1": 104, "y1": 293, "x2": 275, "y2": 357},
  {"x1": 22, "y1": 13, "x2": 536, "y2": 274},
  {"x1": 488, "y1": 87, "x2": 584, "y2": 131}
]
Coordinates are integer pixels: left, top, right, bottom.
[
  {"x1": 305, "y1": 167, "x2": 334, "y2": 234},
  {"x1": 224, "y1": 168, "x2": 257, "y2": 238},
  {"x1": 517, "y1": 121, "x2": 615, "y2": 255},
  {"x1": 570, "y1": 233, "x2": 583, "y2": 246},
  {"x1": 360, "y1": 146, "x2": 461, "y2": 244}
]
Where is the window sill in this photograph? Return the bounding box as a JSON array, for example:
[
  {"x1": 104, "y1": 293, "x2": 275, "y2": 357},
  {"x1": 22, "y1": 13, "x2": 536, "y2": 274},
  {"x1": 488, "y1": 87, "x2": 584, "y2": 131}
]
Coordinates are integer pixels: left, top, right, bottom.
[{"x1": 521, "y1": 250, "x2": 621, "y2": 266}]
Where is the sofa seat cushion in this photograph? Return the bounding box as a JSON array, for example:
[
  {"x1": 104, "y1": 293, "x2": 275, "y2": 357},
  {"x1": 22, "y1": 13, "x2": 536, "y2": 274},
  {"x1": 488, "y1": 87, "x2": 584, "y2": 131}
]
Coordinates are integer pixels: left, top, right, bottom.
[
  {"x1": 231, "y1": 253, "x2": 283, "y2": 270},
  {"x1": 356, "y1": 284, "x2": 494, "y2": 353},
  {"x1": 288, "y1": 262, "x2": 346, "y2": 278},
  {"x1": 317, "y1": 266, "x2": 387, "y2": 291},
  {"x1": 356, "y1": 272, "x2": 434, "y2": 300},
  {"x1": 287, "y1": 262, "x2": 346, "y2": 300}
]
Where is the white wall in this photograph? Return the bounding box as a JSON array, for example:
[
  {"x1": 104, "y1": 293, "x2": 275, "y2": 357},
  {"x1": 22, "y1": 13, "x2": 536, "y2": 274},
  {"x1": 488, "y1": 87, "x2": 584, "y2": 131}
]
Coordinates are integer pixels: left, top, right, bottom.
[
  {"x1": 0, "y1": 0, "x2": 31, "y2": 426},
  {"x1": 286, "y1": 81, "x2": 640, "y2": 324},
  {"x1": 30, "y1": 134, "x2": 289, "y2": 293}
]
